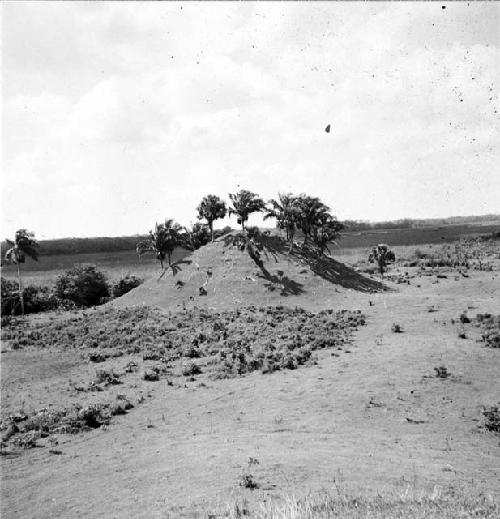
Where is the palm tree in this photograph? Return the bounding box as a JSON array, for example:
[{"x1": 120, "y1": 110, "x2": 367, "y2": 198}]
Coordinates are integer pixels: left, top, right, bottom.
[
  {"x1": 183, "y1": 222, "x2": 211, "y2": 251},
  {"x1": 314, "y1": 218, "x2": 345, "y2": 255},
  {"x1": 295, "y1": 195, "x2": 331, "y2": 245},
  {"x1": 196, "y1": 195, "x2": 227, "y2": 242},
  {"x1": 228, "y1": 190, "x2": 265, "y2": 233},
  {"x1": 264, "y1": 193, "x2": 300, "y2": 252},
  {"x1": 4, "y1": 229, "x2": 39, "y2": 315},
  {"x1": 136, "y1": 219, "x2": 183, "y2": 270}
]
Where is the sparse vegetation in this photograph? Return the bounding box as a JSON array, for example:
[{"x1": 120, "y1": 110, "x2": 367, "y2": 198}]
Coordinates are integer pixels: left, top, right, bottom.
[{"x1": 1, "y1": 305, "x2": 365, "y2": 448}]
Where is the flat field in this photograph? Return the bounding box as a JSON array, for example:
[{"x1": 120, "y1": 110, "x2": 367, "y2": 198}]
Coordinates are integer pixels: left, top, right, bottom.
[
  {"x1": 336, "y1": 223, "x2": 500, "y2": 250},
  {"x1": 1, "y1": 248, "x2": 189, "y2": 287}
]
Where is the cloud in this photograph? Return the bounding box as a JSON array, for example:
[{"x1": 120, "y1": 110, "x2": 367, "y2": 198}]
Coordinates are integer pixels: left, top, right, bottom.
[{"x1": 2, "y1": 2, "x2": 499, "y2": 238}]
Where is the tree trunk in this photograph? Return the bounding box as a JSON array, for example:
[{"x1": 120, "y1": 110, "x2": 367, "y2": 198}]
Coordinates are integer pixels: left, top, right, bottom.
[
  {"x1": 17, "y1": 262, "x2": 24, "y2": 316},
  {"x1": 288, "y1": 227, "x2": 294, "y2": 254},
  {"x1": 241, "y1": 220, "x2": 246, "y2": 234},
  {"x1": 210, "y1": 221, "x2": 214, "y2": 242}
]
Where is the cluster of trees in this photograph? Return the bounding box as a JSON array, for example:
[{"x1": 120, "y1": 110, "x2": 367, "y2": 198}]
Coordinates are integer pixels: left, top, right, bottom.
[
  {"x1": 3, "y1": 191, "x2": 343, "y2": 310},
  {"x1": 2, "y1": 230, "x2": 143, "y2": 317},
  {"x1": 137, "y1": 190, "x2": 344, "y2": 270}
]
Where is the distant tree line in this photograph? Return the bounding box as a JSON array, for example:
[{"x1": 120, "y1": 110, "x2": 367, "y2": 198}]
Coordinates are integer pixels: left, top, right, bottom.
[
  {"x1": 0, "y1": 235, "x2": 147, "y2": 257},
  {"x1": 343, "y1": 214, "x2": 500, "y2": 232}
]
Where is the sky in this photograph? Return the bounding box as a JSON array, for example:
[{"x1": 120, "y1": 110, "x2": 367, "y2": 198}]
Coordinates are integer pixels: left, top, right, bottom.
[{"x1": 2, "y1": 2, "x2": 499, "y2": 239}]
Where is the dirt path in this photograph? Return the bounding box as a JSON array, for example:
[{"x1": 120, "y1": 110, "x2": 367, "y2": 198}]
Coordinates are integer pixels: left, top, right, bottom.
[{"x1": 2, "y1": 271, "x2": 499, "y2": 518}]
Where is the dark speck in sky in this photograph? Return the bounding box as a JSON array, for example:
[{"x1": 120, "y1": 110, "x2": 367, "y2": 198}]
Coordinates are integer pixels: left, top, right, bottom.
[{"x1": 325, "y1": 124, "x2": 331, "y2": 133}]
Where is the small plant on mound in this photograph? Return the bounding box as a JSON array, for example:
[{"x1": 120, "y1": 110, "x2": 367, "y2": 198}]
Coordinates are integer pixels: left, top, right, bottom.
[
  {"x1": 55, "y1": 265, "x2": 109, "y2": 307},
  {"x1": 111, "y1": 275, "x2": 142, "y2": 298},
  {"x1": 391, "y1": 323, "x2": 403, "y2": 333}
]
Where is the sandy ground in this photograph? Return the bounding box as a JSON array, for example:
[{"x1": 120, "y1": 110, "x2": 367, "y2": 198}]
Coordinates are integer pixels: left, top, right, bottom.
[{"x1": 1, "y1": 267, "x2": 499, "y2": 518}]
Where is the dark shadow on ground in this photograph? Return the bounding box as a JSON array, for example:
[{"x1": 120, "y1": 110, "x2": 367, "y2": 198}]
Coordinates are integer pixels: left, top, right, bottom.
[
  {"x1": 254, "y1": 268, "x2": 304, "y2": 296},
  {"x1": 244, "y1": 238, "x2": 304, "y2": 296},
  {"x1": 158, "y1": 259, "x2": 193, "y2": 280},
  {"x1": 253, "y1": 233, "x2": 387, "y2": 293}
]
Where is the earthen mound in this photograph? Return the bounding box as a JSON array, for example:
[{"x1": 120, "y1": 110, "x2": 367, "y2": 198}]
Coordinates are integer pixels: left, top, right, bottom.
[{"x1": 112, "y1": 231, "x2": 386, "y2": 312}]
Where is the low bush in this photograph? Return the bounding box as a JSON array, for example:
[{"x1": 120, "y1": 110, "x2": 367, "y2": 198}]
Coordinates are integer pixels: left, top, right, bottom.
[
  {"x1": 476, "y1": 314, "x2": 500, "y2": 348},
  {"x1": 1, "y1": 278, "x2": 74, "y2": 316},
  {"x1": 482, "y1": 405, "x2": 500, "y2": 434},
  {"x1": 111, "y1": 274, "x2": 142, "y2": 298},
  {"x1": 391, "y1": 323, "x2": 403, "y2": 333},
  {"x1": 55, "y1": 265, "x2": 109, "y2": 307},
  {"x1": 434, "y1": 365, "x2": 449, "y2": 379},
  {"x1": 182, "y1": 361, "x2": 202, "y2": 376},
  {"x1": 1, "y1": 278, "x2": 21, "y2": 316}
]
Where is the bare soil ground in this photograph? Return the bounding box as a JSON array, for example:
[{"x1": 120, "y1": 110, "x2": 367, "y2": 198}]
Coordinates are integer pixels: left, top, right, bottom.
[{"x1": 1, "y1": 235, "x2": 499, "y2": 518}]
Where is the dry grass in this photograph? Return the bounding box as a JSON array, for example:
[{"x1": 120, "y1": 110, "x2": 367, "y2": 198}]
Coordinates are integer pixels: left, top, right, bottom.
[{"x1": 220, "y1": 487, "x2": 499, "y2": 518}]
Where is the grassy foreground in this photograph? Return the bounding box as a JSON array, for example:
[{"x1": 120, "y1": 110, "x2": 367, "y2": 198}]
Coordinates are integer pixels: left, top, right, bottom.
[{"x1": 219, "y1": 488, "x2": 499, "y2": 518}]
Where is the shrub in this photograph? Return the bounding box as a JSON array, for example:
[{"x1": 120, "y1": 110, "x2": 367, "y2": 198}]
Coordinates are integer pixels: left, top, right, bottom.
[
  {"x1": 238, "y1": 471, "x2": 259, "y2": 489},
  {"x1": 434, "y1": 366, "x2": 449, "y2": 379},
  {"x1": 182, "y1": 361, "x2": 202, "y2": 376},
  {"x1": 482, "y1": 405, "x2": 500, "y2": 433},
  {"x1": 1, "y1": 278, "x2": 69, "y2": 316},
  {"x1": 111, "y1": 275, "x2": 142, "y2": 298},
  {"x1": 143, "y1": 368, "x2": 160, "y2": 381},
  {"x1": 391, "y1": 323, "x2": 403, "y2": 333},
  {"x1": 92, "y1": 369, "x2": 121, "y2": 386},
  {"x1": 1, "y1": 278, "x2": 19, "y2": 316},
  {"x1": 481, "y1": 315, "x2": 500, "y2": 348},
  {"x1": 55, "y1": 265, "x2": 109, "y2": 307}
]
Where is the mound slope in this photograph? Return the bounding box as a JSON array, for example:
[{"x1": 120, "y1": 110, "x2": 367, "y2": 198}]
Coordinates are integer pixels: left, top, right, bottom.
[{"x1": 113, "y1": 232, "x2": 385, "y2": 311}]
